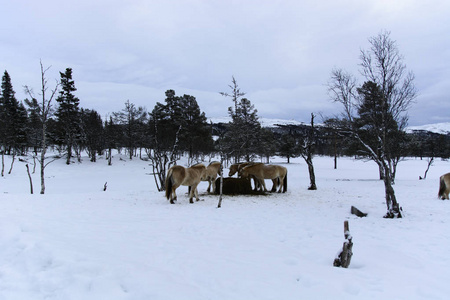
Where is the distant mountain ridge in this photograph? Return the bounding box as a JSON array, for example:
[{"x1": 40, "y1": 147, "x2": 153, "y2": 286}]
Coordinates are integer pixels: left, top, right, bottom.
[
  {"x1": 210, "y1": 117, "x2": 450, "y2": 134},
  {"x1": 406, "y1": 122, "x2": 450, "y2": 135}
]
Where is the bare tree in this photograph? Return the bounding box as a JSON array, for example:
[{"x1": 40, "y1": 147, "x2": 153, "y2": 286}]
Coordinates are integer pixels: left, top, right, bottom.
[
  {"x1": 328, "y1": 31, "x2": 417, "y2": 218},
  {"x1": 301, "y1": 113, "x2": 317, "y2": 190},
  {"x1": 24, "y1": 61, "x2": 60, "y2": 194}
]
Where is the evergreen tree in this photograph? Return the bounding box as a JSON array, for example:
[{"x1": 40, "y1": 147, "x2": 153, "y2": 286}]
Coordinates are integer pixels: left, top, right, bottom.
[
  {"x1": 149, "y1": 90, "x2": 213, "y2": 159},
  {"x1": 80, "y1": 109, "x2": 104, "y2": 162},
  {"x1": 0, "y1": 71, "x2": 28, "y2": 156},
  {"x1": 113, "y1": 100, "x2": 147, "y2": 160},
  {"x1": 24, "y1": 97, "x2": 43, "y2": 156},
  {"x1": 55, "y1": 68, "x2": 81, "y2": 164},
  {"x1": 220, "y1": 77, "x2": 261, "y2": 162},
  {"x1": 227, "y1": 97, "x2": 261, "y2": 162},
  {"x1": 257, "y1": 128, "x2": 277, "y2": 163},
  {"x1": 178, "y1": 94, "x2": 213, "y2": 158},
  {"x1": 356, "y1": 81, "x2": 407, "y2": 180},
  {"x1": 278, "y1": 130, "x2": 300, "y2": 163},
  {"x1": 104, "y1": 116, "x2": 121, "y2": 165}
]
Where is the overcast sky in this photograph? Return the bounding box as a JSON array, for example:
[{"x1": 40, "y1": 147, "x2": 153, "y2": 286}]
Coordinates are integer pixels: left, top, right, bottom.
[{"x1": 1, "y1": 0, "x2": 449, "y2": 126}]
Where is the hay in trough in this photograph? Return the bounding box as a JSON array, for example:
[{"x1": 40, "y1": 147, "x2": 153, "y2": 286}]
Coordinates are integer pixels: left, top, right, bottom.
[{"x1": 214, "y1": 177, "x2": 266, "y2": 195}]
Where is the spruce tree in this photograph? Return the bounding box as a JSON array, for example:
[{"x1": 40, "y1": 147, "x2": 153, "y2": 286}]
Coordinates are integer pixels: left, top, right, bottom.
[
  {"x1": 227, "y1": 97, "x2": 261, "y2": 162},
  {"x1": 0, "y1": 71, "x2": 28, "y2": 156},
  {"x1": 150, "y1": 90, "x2": 213, "y2": 159},
  {"x1": 80, "y1": 108, "x2": 104, "y2": 162},
  {"x1": 55, "y1": 68, "x2": 81, "y2": 164}
]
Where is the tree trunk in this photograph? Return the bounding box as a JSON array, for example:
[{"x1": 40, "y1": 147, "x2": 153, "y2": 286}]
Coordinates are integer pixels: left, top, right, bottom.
[
  {"x1": 1, "y1": 150, "x2": 4, "y2": 177},
  {"x1": 108, "y1": 148, "x2": 112, "y2": 165},
  {"x1": 40, "y1": 119, "x2": 47, "y2": 194},
  {"x1": 383, "y1": 167, "x2": 402, "y2": 218},
  {"x1": 8, "y1": 153, "x2": 15, "y2": 174},
  {"x1": 307, "y1": 159, "x2": 317, "y2": 190},
  {"x1": 26, "y1": 164, "x2": 33, "y2": 194},
  {"x1": 40, "y1": 148, "x2": 46, "y2": 194},
  {"x1": 66, "y1": 144, "x2": 72, "y2": 165}
]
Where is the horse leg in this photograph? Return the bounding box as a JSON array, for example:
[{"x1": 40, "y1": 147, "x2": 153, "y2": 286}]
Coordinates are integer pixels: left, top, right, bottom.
[
  {"x1": 170, "y1": 187, "x2": 176, "y2": 204},
  {"x1": 252, "y1": 176, "x2": 262, "y2": 191},
  {"x1": 194, "y1": 185, "x2": 200, "y2": 201},
  {"x1": 211, "y1": 178, "x2": 216, "y2": 194},
  {"x1": 277, "y1": 176, "x2": 284, "y2": 193},
  {"x1": 260, "y1": 179, "x2": 268, "y2": 192},
  {"x1": 170, "y1": 184, "x2": 180, "y2": 204},
  {"x1": 189, "y1": 183, "x2": 200, "y2": 203},
  {"x1": 271, "y1": 178, "x2": 278, "y2": 192},
  {"x1": 207, "y1": 179, "x2": 212, "y2": 193}
]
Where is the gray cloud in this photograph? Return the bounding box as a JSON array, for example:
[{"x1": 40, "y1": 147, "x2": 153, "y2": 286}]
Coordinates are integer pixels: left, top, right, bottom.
[{"x1": 1, "y1": 0, "x2": 449, "y2": 126}]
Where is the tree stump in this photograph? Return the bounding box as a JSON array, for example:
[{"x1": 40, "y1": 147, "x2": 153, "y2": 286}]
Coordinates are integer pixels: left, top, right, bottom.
[{"x1": 333, "y1": 220, "x2": 353, "y2": 268}]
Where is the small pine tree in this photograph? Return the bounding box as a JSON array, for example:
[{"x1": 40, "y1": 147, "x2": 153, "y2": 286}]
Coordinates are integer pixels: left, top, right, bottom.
[{"x1": 220, "y1": 77, "x2": 261, "y2": 162}]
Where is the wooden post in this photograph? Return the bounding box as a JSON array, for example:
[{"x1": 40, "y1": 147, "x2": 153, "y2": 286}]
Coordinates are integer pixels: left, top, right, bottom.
[
  {"x1": 333, "y1": 220, "x2": 353, "y2": 268},
  {"x1": 26, "y1": 164, "x2": 33, "y2": 194}
]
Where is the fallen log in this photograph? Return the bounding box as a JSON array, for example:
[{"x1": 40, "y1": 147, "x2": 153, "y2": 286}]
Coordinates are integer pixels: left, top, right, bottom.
[{"x1": 351, "y1": 206, "x2": 367, "y2": 217}]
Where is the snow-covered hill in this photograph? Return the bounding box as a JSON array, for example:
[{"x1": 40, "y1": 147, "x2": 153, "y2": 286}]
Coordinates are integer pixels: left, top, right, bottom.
[
  {"x1": 406, "y1": 122, "x2": 450, "y2": 134},
  {"x1": 211, "y1": 117, "x2": 450, "y2": 134},
  {"x1": 209, "y1": 117, "x2": 305, "y2": 127}
]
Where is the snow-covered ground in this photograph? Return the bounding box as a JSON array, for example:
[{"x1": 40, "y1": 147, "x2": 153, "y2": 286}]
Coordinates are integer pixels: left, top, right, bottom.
[{"x1": 1, "y1": 154, "x2": 449, "y2": 299}]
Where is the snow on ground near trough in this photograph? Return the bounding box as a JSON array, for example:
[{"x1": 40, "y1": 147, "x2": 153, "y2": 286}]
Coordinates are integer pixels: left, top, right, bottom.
[{"x1": 0, "y1": 154, "x2": 450, "y2": 299}]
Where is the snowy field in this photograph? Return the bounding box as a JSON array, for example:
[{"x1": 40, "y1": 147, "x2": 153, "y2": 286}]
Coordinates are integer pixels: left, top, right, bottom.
[{"x1": 1, "y1": 153, "x2": 449, "y2": 300}]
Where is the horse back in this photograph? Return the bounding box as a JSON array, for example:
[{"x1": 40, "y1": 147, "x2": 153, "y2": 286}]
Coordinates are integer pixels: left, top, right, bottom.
[
  {"x1": 184, "y1": 164, "x2": 206, "y2": 185},
  {"x1": 262, "y1": 164, "x2": 287, "y2": 179}
]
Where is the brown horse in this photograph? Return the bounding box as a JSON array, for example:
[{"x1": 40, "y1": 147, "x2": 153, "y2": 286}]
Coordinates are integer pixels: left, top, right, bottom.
[
  {"x1": 202, "y1": 161, "x2": 221, "y2": 193},
  {"x1": 165, "y1": 163, "x2": 206, "y2": 204},
  {"x1": 438, "y1": 173, "x2": 450, "y2": 200},
  {"x1": 240, "y1": 164, "x2": 287, "y2": 193}
]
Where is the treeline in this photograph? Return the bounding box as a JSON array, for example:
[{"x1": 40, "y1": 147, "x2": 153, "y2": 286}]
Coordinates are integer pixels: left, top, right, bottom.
[
  {"x1": 1, "y1": 69, "x2": 448, "y2": 170},
  {"x1": 258, "y1": 123, "x2": 450, "y2": 161},
  {"x1": 0, "y1": 69, "x2": 216, "y2": 166}
]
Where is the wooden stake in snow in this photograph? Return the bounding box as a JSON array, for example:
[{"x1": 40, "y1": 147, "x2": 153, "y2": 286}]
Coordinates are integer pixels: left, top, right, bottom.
[
  {"x1": 333, "y1": 220, "x2": 353, "y2": 268},
  {"x1": 26, "y1": 164, "x2": 33, "y2": 194}
]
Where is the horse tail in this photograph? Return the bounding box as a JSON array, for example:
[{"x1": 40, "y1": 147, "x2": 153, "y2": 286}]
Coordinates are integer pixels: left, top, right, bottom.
[
  {"x1": 283, "y1": 170, "x2": 287, "y2": 193},
  {"x1": 165, "y1": 169, "x2": 173, "y2": 200},
  {"x1": 438, "y1": 175, "x2": 446, "y2": 199}
]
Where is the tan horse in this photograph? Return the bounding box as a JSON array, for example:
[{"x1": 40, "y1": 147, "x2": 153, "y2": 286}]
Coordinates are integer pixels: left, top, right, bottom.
[
  {"x1": 240, "y1": 164, "x2": 287, "y2": 193},
  {"x1": 228, "y1": 162, "x2": 252, "y2": 177},
  {"x1": 202, "y1": 161, "x2": 221, "y2": 193},
  {"x1": 438, "y1": 173, "x2": 450, "y2": 200},
  {"x1": 228, "y1": 162, "x2": 265, "y2": 191},
  {"x1": 165, "y1": 163, "x2": 206, "y2": 204}
]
